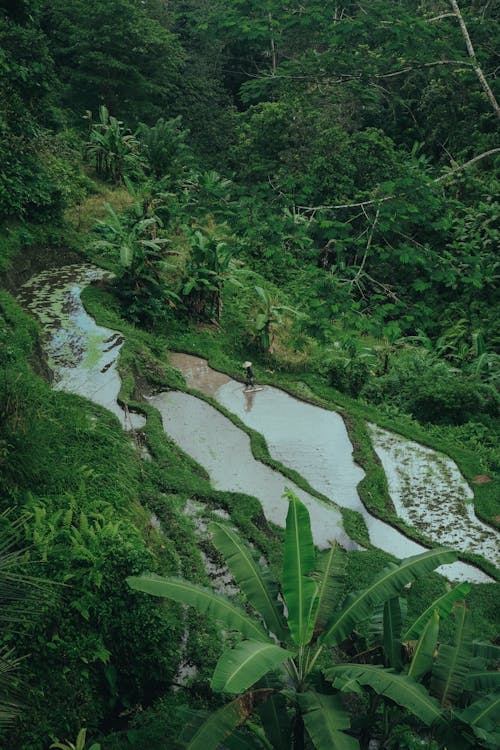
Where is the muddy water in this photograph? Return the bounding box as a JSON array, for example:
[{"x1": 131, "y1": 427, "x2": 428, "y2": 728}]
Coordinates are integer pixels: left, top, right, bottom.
[
  {"x1": 18, "y1": 265, "x2": 145, "y2": 430},
  {"x1": 169, "y1": 354, "x2": 493, "y2": 583},
  {"x1": 370, "y1": 424, "x2": 500, "y2": 568},
  {"x1": 150, "y1": 391, "x2": 355, "y2": 550}
]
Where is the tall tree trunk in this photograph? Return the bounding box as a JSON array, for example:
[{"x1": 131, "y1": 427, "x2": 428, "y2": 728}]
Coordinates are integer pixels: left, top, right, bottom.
[
  {"x1": 449, "y1": 0, "x2": 500, "y2": 117},
  {"x1": 268, "y1": 13, "x2": 277, "y2": 73}
]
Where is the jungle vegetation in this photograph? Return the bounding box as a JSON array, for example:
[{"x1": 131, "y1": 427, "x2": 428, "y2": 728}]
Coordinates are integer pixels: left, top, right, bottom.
[{"x1": 0, "y1": 1, "x2": 498, "y2": 748}]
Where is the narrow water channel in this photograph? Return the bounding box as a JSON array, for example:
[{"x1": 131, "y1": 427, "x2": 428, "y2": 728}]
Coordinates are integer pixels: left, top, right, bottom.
[
  {"x1": 18, "y1": 265, "x2": 495, "y2": 584},
  {"x1": 18, "y1": 265, "x2": 145, "y2": 430}
]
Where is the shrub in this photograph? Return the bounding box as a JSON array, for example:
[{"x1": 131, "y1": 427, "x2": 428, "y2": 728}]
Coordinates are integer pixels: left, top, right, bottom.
[{"x1": 362, "y1": 349, "x2": 499, "y2": 425}]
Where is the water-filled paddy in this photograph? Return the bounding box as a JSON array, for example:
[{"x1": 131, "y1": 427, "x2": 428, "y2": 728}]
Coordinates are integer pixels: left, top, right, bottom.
[{"x1": 17, "y1": 266, "x2": 496, "y2": 583}]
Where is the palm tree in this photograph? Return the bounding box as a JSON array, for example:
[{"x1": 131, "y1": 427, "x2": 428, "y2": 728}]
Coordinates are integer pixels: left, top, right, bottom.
[{"x1": 128, "y1": 493, "x2": 463, "y2": 749}]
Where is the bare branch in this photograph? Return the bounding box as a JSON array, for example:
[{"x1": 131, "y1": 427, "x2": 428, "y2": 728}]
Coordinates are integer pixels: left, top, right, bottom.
[
  {"x1": 433, "y1": 147, "x2": 500, "y2": 182},
  {"x1": 428, "y1": 13, "x2": 456, "y2": 22},
  {"x1": 350, "y1": 207, "x2": 380, "y2": 285},
  {"x1": 375, "y1": 59, "x2": 474, "y2": 79},
  {"x1": 234, "y1": 59, "x2": 474, "y2": 84},
  {"x1": 294, "y1": 148, "x2": 500, "y2": 213}
]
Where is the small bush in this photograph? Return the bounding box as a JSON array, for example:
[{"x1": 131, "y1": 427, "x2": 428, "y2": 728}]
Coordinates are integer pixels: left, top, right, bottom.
[
  {"x1": 362, "y1": 349, "x2": 499, "y2": 425},
  {"x1": 408, "y1": 377, "x2": 496, "y2": 425},
  {"x1": 327, "y1": 356, "x2": 371, "y2": 397}
]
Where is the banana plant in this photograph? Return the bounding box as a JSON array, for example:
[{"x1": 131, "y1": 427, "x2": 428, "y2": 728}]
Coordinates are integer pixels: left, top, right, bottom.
[
  {"x1": 50, "y1": 727, "x2": 100, "y2": 750},
  {"x1": 91, "y1": 203, "x2": 168, "y2": 268},
  {"x1": 181, "y1": 225, "x2": 242, "y2": 321},
  {"x1": 328, "y1": 586, "x2": 500, "y2": 749},
  {"x1": 85, "y1": 105, "x2": 143, "y2": 183},
  {"x1": 128, "y1": 492, "x2": 458, "y2": 750},
  {"x1": 254, "y1": 286, "x2": 299, "y2": 353}
]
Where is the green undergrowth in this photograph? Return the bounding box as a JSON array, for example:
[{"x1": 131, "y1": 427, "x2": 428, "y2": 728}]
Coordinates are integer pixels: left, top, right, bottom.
[{"x1": 0, "y1": 291, "x2": 220, "y2": 750}]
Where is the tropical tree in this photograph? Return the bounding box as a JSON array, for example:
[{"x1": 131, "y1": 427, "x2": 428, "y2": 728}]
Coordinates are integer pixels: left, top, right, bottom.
[
  {"x1": 128, "y1": 492, "x2": 464, "y2": 749},
  {"x1": 42, "y1": 0, "x2": 184, "y2": 123},
  {"x1": 138, "y1": 116, "x2": 193, "y2": 180},
  {"x1": 85, "y1": 106, "x2": 144, "y2": 183},
  {"x1": 253, "y1": 285, "x2": 299, "y2": 353},
  {"x1": 181, "y1": 224, "x2": 242, "y2": 321},
  {"x1": 91, "y1": 204, "x2": 179, "y2": 325}
]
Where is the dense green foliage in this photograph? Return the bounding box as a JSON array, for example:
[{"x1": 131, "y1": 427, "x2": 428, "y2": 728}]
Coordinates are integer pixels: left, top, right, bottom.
[
  {"x1": 129, "y1": 495, "x2": 498, "y2": 750},
  {"x1": 1, "y1": 0, "x2": 498, "y2": 748}
]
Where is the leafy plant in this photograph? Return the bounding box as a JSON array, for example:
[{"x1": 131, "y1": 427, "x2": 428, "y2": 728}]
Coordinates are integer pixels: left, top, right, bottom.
[
  {"x1": 128, "y1": 492, "x2": 461, "y2": 749},
  {"x1": 50, "y1": 727, "x2": 100, "y2": 750},
  {"x1": 85, "y1": 106, "x2": 144, "y2": 184},
  {"x1": 138, "y1": 116, "x2": 192, "y2": 180},
  {"x1": 181, "y1": 224, "x2": 242, "y2": 321},
  {"x1": 253, "y1": 286, "x2": 299, "y2": 353}
]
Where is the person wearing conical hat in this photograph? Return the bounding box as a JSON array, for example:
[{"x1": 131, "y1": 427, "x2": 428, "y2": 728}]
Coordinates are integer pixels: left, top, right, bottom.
[{"x1": 242, "y1": 361, "x2": 255, "y2": 390}]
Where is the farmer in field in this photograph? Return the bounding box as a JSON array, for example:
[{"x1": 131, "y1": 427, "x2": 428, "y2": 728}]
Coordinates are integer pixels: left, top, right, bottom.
[{"x1": 243, "y1": 361, "x2": 256, "y2": 390}]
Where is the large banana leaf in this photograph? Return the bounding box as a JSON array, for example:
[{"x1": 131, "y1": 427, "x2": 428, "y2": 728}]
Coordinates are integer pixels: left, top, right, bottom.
[
  {"x1": 407, "y1": 609, "x2": 440, "y2": 682},
  {"x1": 211, "y1": 640, "x2": 293, "y2": 694},
  {"x1": 403, "y1": 582, "x2": 471, "y2": 640},
  {"x1": 283, "y1": 494, "x2": 318, "y2": 646},
  {"x1": 210, "y1": 522, "x2": 288, "y2": 641},
  {"x1": 320, "y1": 549, "x2": 456, "y2": 647},
  {"x1": 223, "y1": 730, "x2": 270, "y2": 750},
  {"x1": 257, "y1": 692, "x2": 292, "y2": 750},
  {"x1": 464, "y1": 670, "x2": 500, "y2": 692},
  {"x1": 127, "y1": 574, "x2": 268, "y2": 641},
  {"x1": 326, "y1": 664, "x2": 445, "y2": 727},
  {"x1": 383, "y1": 597, "x2": 404, "y2": 670},
  {"x1": 455, "y1": 692, "x2": 500, "y2": 732},
  {"x1": 473, "y1": 641, "x2": 500, "y2": 661},
  {"x1": 183, "y1": 689, "x2": 274, "y2": 750},
  {"x1": 430, "y1": 602, "x2": 473, "y2": 708},
  {"x1": 298, "y1": 692, "x2": 359, "y2": 750},
  {"x1": 312, "y1": 543, "x2": 346, "y2": 638}
]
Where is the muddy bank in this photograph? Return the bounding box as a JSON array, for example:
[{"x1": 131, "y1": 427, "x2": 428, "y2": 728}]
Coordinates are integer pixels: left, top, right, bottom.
[
  {"x1": 1, "y1": 241, "x2": 82, "y2": 294},
  {"x1": 2, "y1": 242, "x2": 84, "y2": 381}
]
